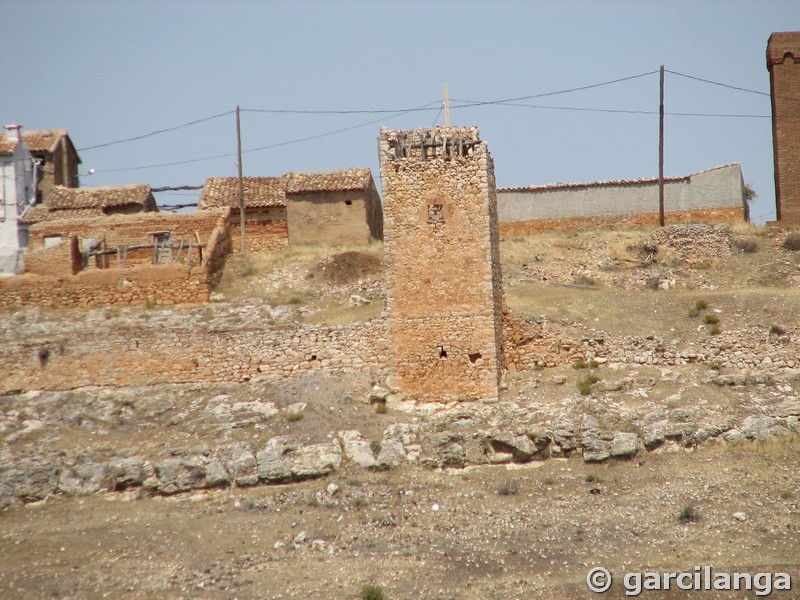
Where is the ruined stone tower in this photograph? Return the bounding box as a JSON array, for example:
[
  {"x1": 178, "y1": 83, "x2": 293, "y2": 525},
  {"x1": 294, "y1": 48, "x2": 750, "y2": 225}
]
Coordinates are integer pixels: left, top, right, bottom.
[
  {"x1": 378, "y1": 126, "x2": 505, "y2": 403},
  {"x1": 767, "y1": 32, "x2": 800, "y2": 222}
]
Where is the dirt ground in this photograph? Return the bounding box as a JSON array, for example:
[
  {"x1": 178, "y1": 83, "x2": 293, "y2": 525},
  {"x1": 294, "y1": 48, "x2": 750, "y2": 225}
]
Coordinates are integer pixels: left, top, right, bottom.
[
  {"x1": 0, "y1": 439, "x2": 797, "y2": 599},
  {"x1": 2, "y1": 224, "x2": 800, "y2": 599}
]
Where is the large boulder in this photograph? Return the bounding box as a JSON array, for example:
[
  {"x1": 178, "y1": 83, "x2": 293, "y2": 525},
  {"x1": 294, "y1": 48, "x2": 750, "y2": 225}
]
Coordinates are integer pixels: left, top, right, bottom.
[{"x1": 291, "y1": 441, "x2": 342, "y2": 480}]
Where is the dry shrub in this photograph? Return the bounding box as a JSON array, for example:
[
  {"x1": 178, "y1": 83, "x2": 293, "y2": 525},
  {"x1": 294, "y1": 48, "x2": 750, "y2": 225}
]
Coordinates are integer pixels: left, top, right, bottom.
[
  {"x1": 782, "y1": 233, "x2": 800, "y2": 251},
  {"x1": 308, "y1": 251, "x2": 382, "y2": 284}
]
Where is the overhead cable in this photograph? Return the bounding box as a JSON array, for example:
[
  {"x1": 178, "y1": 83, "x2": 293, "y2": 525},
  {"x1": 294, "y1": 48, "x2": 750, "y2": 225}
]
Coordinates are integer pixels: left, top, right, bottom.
[{"x1": 78, "y1": 110, "x2": 235, "y2": 151}]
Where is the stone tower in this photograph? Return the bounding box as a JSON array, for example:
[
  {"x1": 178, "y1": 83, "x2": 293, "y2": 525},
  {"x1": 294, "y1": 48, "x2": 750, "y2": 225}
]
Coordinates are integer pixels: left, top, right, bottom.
[
  {"x1": 378, "y1": 126, "x2": 505, "y2": 403},
  {"x1": 767, "y1": 32, "x2": 800, "y2": 222}
]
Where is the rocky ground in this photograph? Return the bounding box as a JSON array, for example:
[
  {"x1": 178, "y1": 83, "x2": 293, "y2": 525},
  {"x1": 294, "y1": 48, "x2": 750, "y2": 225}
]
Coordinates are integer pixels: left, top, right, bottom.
[{"x1": 1, "y1": 223, "x2": 800, "y2": 598}]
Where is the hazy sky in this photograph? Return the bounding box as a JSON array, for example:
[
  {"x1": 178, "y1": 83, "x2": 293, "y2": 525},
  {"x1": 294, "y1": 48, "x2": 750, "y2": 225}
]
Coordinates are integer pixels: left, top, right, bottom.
[{"x1": 3, "y1": 1, "x2": 796, "y2": 223}]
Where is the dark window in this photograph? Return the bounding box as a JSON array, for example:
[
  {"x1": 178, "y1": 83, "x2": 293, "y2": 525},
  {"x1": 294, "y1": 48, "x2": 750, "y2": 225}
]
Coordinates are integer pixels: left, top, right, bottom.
[{"x1": 428, "y1": 204, "x2": 444, "y2": 224}]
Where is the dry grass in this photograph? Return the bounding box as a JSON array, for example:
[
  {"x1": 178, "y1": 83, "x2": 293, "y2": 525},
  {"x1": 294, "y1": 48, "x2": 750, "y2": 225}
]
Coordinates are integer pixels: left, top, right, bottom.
[{"x1": 215, "y1": 242, "x2": 384, "y2": 324}]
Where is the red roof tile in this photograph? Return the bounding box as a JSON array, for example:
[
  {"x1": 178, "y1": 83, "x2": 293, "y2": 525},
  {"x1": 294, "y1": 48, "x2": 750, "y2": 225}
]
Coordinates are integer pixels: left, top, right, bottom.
[
  {"x1": 286, "y1": 168, "x2": 371, "y2": 194},
  {"x1": 199, "y1": 176, "x2": 288, "y2": 209},
  {"x1": 46, "y1": 184, "x2": 153, "y2": 210}
]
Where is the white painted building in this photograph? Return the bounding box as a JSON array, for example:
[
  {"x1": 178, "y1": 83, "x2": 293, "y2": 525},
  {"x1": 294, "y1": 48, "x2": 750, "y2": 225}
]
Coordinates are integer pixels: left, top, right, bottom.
[{"x1": 0, "y1": 124, "x2": 35, "y2": 274}]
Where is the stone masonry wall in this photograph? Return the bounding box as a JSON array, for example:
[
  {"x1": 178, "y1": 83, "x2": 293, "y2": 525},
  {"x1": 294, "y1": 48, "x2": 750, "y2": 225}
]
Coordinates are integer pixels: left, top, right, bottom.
[
  {"x1": 499, "y1": 207, "x2": 743, "y2": 236},
  {"x1": 228, "y1": 207, "x2": 288, "y2": 254},
  {"x1": 2, "y1": 304, "x2": 797, "y2": 397},
  {"x1": 0, "y1": 264, "x2": 212, "y2": 309},
  {"x1": 650, "y1": 224, "x2": 732, "y2": 256},
  {"x1": 1, "y1": 209, "x2": 232, "y2": 309},
  {"x1": 379, "y1": 126, "x2": 505, "y2": 403},
  {"x1": 0, "y1": 312, "x2": 389, "y2": 394}
]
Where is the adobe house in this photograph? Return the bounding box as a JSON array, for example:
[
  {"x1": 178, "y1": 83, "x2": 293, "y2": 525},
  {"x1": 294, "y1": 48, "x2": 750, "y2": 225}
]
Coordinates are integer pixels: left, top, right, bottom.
[
  {"x1": 19, "y1": 184, "x2": 157, "y2": 260},
  {"x1": 21, "y1": 184, "x2": 157, "y2": 226},
  {"x1": 7, "y1": 208, "x2": 233, "y2": 308},
  {"x1": 199, "y1": 175, "x2": 289, "y2": 253},
  {"x1": 199, "y1": 168, "x2": 383, "y2": 253},
  {"x1": 285, "y1": 168, "x2": 383, "y2": 245},
  {"x1": 767, "y1": 32, "x2": 800, "y2": 223},
  {"x1": 0, "y1": 129, "x2": 81, "y2": 204},
  {"x1": 379, "y1": 126, "x2": 505, "y2": 403},
  {"x1": 25, "y1": 208, "x2": 230, "y2": 275}
]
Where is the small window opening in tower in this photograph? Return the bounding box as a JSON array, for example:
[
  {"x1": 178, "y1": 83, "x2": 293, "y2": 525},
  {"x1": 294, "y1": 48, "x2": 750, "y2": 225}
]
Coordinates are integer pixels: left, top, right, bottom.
[
  {"x1": 345, "y1": 200, "x2": 352, "y2": 206},
  {"x1": 468, "y1": 352, "x2": 482, "y2": 364},
  {"x1": 438, "y1": 346, "x2": 448, "y2": 359},
  {"x1": 428, "y1": 204, "x2": 444, "y2": 224}
]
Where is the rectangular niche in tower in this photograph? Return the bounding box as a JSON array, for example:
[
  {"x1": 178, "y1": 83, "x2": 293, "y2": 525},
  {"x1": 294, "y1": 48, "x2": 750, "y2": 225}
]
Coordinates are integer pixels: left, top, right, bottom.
[{"x1": 378, "y1": 126, "x2": 505, "y2": 403}]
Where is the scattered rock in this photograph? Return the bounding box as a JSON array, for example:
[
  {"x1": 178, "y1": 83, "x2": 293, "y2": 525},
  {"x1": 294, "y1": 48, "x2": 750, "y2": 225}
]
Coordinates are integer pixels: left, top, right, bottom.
[{"x1": 339, "y1": 431, "x2": 378, "y2": 469}]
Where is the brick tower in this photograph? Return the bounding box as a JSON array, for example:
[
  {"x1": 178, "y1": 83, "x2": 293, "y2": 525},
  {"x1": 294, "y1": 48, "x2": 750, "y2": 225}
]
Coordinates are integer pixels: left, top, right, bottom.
[
  {"x1": 378, "y1": 126, "x2": 505, "y2": 403},
  {"x1": 767, "y1": 32, "x2": 800, "y2": 222}
]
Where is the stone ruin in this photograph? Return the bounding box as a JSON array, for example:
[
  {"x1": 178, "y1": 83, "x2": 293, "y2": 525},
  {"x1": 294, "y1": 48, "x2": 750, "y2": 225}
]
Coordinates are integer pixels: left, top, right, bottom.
[{"x1": 379, "y1": 126, "x2": 505, "y2": 403}]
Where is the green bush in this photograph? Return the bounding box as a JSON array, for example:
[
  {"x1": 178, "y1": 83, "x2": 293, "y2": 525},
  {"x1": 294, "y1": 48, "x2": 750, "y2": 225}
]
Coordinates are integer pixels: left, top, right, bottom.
[
  {"x1": 361, "y1": 584, "x2": 386, "y2": 600},
  {"x1": 703, "y1": 314, "x2": 719, "y2": 325},
  {"x1": 695, "y1": 299, "x2": 708, "y2": 311},
  {"x1": 577, "y1": 373, "x2": 600, "y2": 396}
]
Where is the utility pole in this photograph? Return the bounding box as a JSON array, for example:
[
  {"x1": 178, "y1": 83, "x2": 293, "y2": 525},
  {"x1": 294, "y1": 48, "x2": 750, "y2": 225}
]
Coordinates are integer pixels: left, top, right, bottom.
[
  {"x1": 236, "y1": 105, "x2": 246, "y2": 256},
  {"x1": 658, "y1": 65, "x2": 665, "y2": 227},
  {"x1": 443, "y1": 84, "x2": 451, "y2": 127}
]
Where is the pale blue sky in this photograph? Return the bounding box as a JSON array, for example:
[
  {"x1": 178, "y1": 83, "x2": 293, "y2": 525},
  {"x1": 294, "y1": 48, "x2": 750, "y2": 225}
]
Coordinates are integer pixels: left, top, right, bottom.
[{"x1": 3, "y1": 1, "x2": 796, "y2": 223}]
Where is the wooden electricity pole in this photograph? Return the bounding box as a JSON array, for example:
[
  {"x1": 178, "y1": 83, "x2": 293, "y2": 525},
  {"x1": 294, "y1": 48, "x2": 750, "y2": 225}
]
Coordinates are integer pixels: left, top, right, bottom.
[
  {"x1": 236, "y1": 105, "x2": 246, "y2": 256},
  {"x1": 658, "y1": 65, "x2": 665, "y2": 227}
]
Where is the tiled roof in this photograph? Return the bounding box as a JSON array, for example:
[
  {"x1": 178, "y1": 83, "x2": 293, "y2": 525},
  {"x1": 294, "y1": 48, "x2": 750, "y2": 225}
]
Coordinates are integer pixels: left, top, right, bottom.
[
  {"x1": 199, "y1": 176, "x2": 288, "y2": 209},
  {"x1": 498, "y1": 164, "x2": 739, "y2": 194},
  {"x1": 199, "y1": 168, "x2": 374, "y2": 209},
  {"x1": 0, "y1": 137, "x2": 17, "y2": 156},
  {"x1": 46, "y1": 184, "x2": 153, "y2": 210},
  {"x1": 0, "y1": 129, "x2": 71, "y2": 155},
  {"x1": 20, "y1": 205, "x2": 104, "y2": 224},
  {"x1": 22, "y1": 130, "x2": 69, "y2": 153},
  {"x1": 286, "y1": 168, "x2": 371, "y2": 194}
]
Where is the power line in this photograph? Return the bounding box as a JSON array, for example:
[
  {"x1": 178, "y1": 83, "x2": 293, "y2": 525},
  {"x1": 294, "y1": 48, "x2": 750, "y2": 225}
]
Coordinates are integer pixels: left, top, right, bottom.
[
  {"x1": 95, "y1": 105, "x2": 430, "y2": 174},
  {"x1": 242, "y1": 103, "x2": 437, "y2": 154},
  {"x1": 451, "y1": 70, "x2": 659, "y2": 109},
  {"x1": 452, "y1": 100, "x2": 770, "y2": 119},
  {"x1": 241, "y1": 105, "x2": 439, "y2": 115},
  {"x1": 78, "y1": 110, "x2": 235, "y2": 151},
  {"x1": 81, "y1": 72, "x2": 657, "y2": 154},
  {"x1": 668, "y1": 68, "x2": 800, "y2": 107},
  {"x1": 665, "y1": 69, "x2": 770, "y2": 97}
]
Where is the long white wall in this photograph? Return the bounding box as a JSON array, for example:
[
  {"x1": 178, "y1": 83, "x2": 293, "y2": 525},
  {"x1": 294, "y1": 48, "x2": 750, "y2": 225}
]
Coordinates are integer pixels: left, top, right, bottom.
[{"x1": 497, "y1": 164, "x2": 746, "y2": 222}]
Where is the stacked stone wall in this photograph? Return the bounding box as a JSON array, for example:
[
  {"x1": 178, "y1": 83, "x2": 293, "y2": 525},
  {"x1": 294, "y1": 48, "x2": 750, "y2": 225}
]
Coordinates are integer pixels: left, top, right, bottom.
[
  {"x1": 499, "y1": 207, "x2": 743, "y2": 236},
  {"x1": 228, "y1": 207, "x2": 288, "y2": 254},
  {"x1": 28, "y1": 209, "x2": 229, "y2": 252},
  {"x1": 2, "y1": 209, "x2": 232, "y2": 309},
  {"x1": 380, "y1": 126, "x2": 505, "y2": 403},
  {"x1": 650, "y1": 224, "x2": 732, "y2": 256},
  {"x1": 0, "y1": 264, "x2": 211, "y2": 309},
  {"x1": 0, "y1": 314, "x2": 389, "y2": 394}
]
